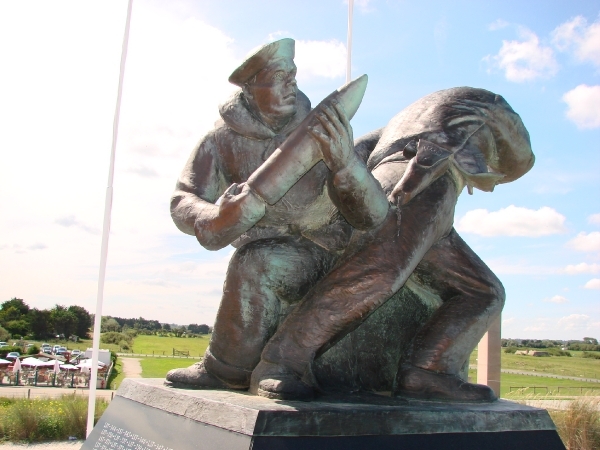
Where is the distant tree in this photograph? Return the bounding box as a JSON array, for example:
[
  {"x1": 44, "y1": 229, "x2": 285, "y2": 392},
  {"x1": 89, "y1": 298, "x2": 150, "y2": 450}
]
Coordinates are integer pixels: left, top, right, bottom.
[
  {"x1": 68, "y1": 305, "x2": 92, "y2": 338},
  {"x1": 28, "y1": 308, "x2": 52, "y2": 339},
  {"x1": 173, "y1": 326, "x2": 187, "y2": 337},
  {"x1": 0, "y1": 298, "x2": 30, "y2": 329},
  {"x1": 4, "y1": 319, "x2": 30, "y2": 338},
  {"x1": 50, "y1": 305, "x2": 77, "y2": 338},
  {"x1": 0, "y1": 325, "x2": 10, "y2": 341},
  {"x1": 102, "y1": 317, "x2": 121, "y2": 333},
  {"x1": 162, "y1": 323, "x2": 171, "y2": 332},
  {"x1": 583, "y1": 337, "x2": 598, "y2": 345},
  {"x1": 188, "y1": 323, "x2": 210, "y2": 334},
  {"x1": 1, "y1": 298, "x2": 30, "y2": 317}
]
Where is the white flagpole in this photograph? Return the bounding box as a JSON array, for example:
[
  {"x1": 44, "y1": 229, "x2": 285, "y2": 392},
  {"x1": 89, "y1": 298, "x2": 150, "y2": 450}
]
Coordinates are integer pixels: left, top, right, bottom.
[
  {"x1": 346, "y1": 0, "x2": 354, "y2": 83},
  {"x1": 86, "y1": 0, "x2": 133, "y2": 438}
]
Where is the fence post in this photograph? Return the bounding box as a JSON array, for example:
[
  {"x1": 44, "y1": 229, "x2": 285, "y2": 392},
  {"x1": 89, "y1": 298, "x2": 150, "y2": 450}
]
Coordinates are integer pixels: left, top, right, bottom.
[
  {"x1": 15, "y1": 370, "x2": 19, "y2": 386},
  {"x1": 34, "y1": 368, "x2": 38, "y2": 386},
  {"x1": 28, "y1": 388, "x2": 31, "y2": 399}
]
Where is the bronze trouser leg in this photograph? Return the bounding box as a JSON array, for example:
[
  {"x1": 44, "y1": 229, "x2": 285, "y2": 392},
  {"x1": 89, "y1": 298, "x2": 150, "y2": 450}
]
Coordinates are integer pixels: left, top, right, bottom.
[
  {"x1": 260, "y1": 174, "x2": 458, "y2": 377},
  {"x1": 407, "y1": 230, "x2": 505, "y2": 375},
  {"x1": 206, "y1": 236, "x2": 336, "y2": 386}
]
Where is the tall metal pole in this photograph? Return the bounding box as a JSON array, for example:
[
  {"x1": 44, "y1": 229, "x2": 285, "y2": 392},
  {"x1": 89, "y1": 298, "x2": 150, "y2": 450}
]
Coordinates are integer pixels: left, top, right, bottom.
[
  {"x1": 346, "y1": 0, "x2": 354, "y2": 83},
  {"x1": 86, "y1": 0, "x2": 133, "y2": 438}
]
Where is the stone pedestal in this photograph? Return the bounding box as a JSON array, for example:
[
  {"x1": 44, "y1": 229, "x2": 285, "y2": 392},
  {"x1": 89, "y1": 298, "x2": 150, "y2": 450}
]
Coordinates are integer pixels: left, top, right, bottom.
[{"x1": 82, "y1": 379, "x2": 565, "y2": 450}]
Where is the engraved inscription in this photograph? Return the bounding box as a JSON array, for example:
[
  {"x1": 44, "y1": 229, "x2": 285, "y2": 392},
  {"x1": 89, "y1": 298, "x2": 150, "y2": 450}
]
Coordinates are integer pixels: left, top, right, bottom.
[{"x1": 93, "y1": 422, "x2": 173, "y2": 450}]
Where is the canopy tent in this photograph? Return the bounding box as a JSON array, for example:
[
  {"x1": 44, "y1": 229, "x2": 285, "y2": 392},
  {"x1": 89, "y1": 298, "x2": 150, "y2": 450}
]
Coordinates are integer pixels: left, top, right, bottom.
[
  {"x1": 60, "y1": 363, "x2": 79, "y2": 371},
  {"x1": 0, "y1": 358, "x2": 10, "y2": 365}
]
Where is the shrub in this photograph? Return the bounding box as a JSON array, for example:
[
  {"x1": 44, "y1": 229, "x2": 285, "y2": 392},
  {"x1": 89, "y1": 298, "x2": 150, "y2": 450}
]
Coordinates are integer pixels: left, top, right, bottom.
[
  {"x1": 100, "y1": 331, "x2": 132, "y2": 346},
  {"x1": 0, "y1": 325, "x2": 9, "y2": 342},
  {"x1": 0, "y1": 346, "x2": 22, "y2": 358},
  {"x1": 546, "y1": 348, "x2": 572, "y2": 357},
  {"x1": 550, "y1": 397, "x2": 600, "y2": 450},
  {"x1": 504, "y1": 347, "x2": 517, "y2": 354},
  {"x1": 0, "y1": 396, "x2": 108, "y2": 442},
  {"x1": 581, "y1": 352, "x2": 600, "y2": 360},
  {"x1": 119, "y1": 340, "x2": 130, "y2": 350},
  {"x1": 27, "y1": 345, "x2": 40, "y2": 355}
]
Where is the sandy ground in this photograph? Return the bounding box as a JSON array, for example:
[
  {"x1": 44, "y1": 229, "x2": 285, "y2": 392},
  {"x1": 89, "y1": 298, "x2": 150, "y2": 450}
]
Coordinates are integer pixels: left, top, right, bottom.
[{"x1": 119, "y1": 357, "x2": 142, "y2": 378}]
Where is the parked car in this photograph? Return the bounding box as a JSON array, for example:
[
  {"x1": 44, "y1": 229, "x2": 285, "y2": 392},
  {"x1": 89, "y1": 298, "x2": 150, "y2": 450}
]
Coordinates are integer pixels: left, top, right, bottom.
[
  {"x1": 41, "y1": 345, "x2": 52, "y2": 354},
  {"x1": 6, "y1": 352, "x2": 20, "y2": 361},
  {"x1": 52, "y1": 345, "x2": 61, "y2": 354},
  {"x1": 56, "y1": 347, "x2": 68, "y2": 356},
  {"x1": 71, "y1": 349, "x2": 82, "y2": 357},
  {"x1": 0, "y1": 342, "x2": 8, "y2": 348}
]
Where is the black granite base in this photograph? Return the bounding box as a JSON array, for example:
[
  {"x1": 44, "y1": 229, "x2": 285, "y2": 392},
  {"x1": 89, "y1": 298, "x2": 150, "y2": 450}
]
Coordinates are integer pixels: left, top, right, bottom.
[{"x1": 81, "y1": 378, "x2": 565, "y2": 450}]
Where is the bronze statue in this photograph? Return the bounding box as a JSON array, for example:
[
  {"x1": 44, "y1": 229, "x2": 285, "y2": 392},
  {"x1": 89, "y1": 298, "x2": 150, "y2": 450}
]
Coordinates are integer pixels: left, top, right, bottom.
[{"x1": 166, "y1": 38, "x2": 534, "y2": 402}]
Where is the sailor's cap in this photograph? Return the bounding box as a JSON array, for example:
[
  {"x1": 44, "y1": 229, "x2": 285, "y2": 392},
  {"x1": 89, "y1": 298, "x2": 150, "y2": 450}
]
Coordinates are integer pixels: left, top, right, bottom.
[{"x1": 229, "y1": 38, "x2": 295, "y2": 87}]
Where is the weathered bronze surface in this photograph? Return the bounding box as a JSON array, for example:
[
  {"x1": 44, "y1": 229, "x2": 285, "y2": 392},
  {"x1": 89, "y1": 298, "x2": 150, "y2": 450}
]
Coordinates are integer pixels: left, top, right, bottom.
[{"x1": 167, "y1": 38, "x2": 534, "y2": 402}]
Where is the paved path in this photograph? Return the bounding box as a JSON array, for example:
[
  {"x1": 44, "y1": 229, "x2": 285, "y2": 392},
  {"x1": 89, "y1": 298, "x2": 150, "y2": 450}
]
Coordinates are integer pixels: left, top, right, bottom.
[{"x1": 120, "y1": 357, "x2": 142, "y2": 378}]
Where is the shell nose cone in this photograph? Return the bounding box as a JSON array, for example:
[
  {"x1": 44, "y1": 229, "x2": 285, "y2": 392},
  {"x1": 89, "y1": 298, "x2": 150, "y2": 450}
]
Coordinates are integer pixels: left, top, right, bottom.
[{"x1": 337, "y1": 74, "x2": 368, "y2": 120}]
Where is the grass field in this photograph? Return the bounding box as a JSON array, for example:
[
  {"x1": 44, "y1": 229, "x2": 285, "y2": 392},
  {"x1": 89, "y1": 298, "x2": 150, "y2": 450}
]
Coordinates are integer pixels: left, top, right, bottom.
[
  {"x1": 139, "y1": 358, "x2": 196, "y2": 378},
  {"x1": 470, "y1": 349, "x2": 600, "y2": 380},
  {"x1": 129, "y1": 335, "x2": 210, "y2": 357}
]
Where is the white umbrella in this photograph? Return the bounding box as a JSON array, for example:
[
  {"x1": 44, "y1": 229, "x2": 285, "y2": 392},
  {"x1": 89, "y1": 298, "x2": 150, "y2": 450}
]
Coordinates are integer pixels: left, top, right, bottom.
[
  {"x1": 0, "y1": 358, "x2": 10, "y2": 365},
  {"x1": 12, "y1": 357, "x2": 21, "y2": 373},
  {"x1": 37, "y1": 360, "x2": 56, "y2": 367},
  {"x1": 21, "y1": 357, "x2": 42, "y2": 367},
  {"x1": 53, "y1": 359, "x2": 61, "y2": 374},
  {"x1": 60, "y1": 363, "x2": 78, "y2": 371},
  {"x1": 77, "y1": 359, "x2": 105, "y2": 368}
]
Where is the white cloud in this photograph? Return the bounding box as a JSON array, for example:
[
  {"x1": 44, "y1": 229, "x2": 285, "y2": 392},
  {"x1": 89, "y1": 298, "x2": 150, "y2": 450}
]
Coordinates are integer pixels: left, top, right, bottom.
[
  {"x1": 552, "y1": 16, "x2": 600, "y2": 67},
  {"x1": 562, "y1": 84, "x2": 600, "y2": 129},
  {"x1": 563, "y1": 263, "x2": 600, "y2": 275},
  {"x1": 557, "y1": 314, "x2": 600, "y2": 332},
  {"x1": 589, "y1": 213, "x2": 600, "y2": 226},
  {"x1": 584, "y1": 278, "x2": 600, "y2": 289},
  {"x1": 456, "y1": 205, "x2": 567, "y2": 237},
  {"x1": 567, "y1": 231, "x2": 600, "y2": 252},
  {"x1": 488, "y1": 19, "x2": 509, "y2": 31},
  {"x1": 503, "y1": 317, "x2": 516, "y2": 326},
  {"x1": 543, "y1": 295, "x2": 569, "y2": 304},
  {"x1": 487, "y1": 28, "x2": 558, "y2": 82},
  {"x1": 522, "y1": 315, "x2": 600, "y2": 335},
  {"x1": 295, "y1": 39, "x2": 346, "y2": 81},
  {"x1": 55, "y1": 215, "x2": 99, "y2": 235}
]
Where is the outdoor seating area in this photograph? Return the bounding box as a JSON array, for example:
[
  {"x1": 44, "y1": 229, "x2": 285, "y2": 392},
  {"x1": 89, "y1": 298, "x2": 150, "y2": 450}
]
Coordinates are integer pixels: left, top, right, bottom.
[{"x1": 0, "y1": 356, "x2": 110, "y2": 388}]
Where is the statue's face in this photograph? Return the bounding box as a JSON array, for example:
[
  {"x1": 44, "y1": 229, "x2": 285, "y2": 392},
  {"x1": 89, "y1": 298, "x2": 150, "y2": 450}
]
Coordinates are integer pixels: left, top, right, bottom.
[{"x1": 246, "y1": 58, "x2": 298, "y2": 119}]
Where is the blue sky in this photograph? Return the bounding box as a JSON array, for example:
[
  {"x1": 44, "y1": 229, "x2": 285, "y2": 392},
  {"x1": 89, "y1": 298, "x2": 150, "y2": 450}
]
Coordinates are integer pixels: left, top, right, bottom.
[{"x1": 1, "y1": 0, "x2": 598, "y2": 340}]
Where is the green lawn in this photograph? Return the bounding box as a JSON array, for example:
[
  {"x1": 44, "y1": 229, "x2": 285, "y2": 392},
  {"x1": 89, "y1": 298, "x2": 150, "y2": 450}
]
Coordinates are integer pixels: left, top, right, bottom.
[
  {"x1": 108, "y1": 358, "x2": 124, "y2": 389},
  {"x1": 130, "y1": 335, "x2": 210, "y2": 357},
  {"x1": 470, "y1": 349, "x2": 600, "y2": 380},
  {"x1": 140, "y1": 357, "x2": 196, "y2": 378}
]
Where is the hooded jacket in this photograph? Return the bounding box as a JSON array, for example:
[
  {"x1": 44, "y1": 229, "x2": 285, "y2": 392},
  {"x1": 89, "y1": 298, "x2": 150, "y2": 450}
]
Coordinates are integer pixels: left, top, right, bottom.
[{"x1": 171, "y1": 89, "x2": 353, "y2": 252}]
